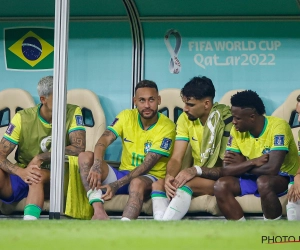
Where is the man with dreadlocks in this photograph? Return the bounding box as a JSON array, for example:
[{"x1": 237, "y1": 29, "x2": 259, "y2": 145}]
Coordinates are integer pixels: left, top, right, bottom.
[{"x1": 213, "y1": 90, "x2": 299, "y2": 221}]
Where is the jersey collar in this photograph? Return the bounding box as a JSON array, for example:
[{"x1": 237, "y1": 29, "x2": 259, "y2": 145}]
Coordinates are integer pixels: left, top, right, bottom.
[
  {"x1": 250, "y1": 116, "x2": 267, "y2": 138},
  {"x1": 138, "y1": 112, "x2": 160, "y2": 131},
  {"x1": 38, "y1": 104, "x2": 52, "y2": 126}
]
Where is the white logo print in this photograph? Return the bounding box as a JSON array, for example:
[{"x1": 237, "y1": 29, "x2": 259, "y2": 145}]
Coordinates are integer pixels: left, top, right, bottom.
[{"x1": 164, "y1": 29, "x2": 182, "y2": 74}]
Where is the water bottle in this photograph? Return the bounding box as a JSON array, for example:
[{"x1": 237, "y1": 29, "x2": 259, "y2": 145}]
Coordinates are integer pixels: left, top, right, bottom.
[{"x1": 286, "y1": 182, "x2": 300, "y2": 221}]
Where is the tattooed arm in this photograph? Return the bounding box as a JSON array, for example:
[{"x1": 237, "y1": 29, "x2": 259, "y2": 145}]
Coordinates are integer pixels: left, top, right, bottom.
[
  {"x1": 173, "y1": 153, "x2": 269, "y2": 188},
  {"x1": 101, "y1": 152, "x2": 162, "y2": 200},
  {"x1": 28, "y1": 130, "x2": 86, "y2": 168},
  {"x1": 87, "y1": 129, "x2": 117, "y2": 190},
  {"x1": 65, "y1": 130, "x2": 86, "y2": 156},
  {"x1": 0, "y1": 138, "x2": 41, "y2": 184},
  {"x1": 0, "y1": 138, "x2": 18, "y2": 174}
]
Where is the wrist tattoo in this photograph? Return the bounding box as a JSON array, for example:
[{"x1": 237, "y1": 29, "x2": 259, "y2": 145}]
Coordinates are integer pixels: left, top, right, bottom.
[{"x1": 201, "y1": 167, "x2": 221, "y2": 180}]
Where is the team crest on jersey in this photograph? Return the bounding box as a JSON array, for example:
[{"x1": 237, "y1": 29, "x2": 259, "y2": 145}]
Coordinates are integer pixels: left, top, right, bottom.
[
  {"x1": 5, "y1": 123, "x2": 15, "y2": 135},
  {"x1": 227, "y1": 135, "x2": 233, "y2": 146},
  {"x1": 144, "y1": 141, "x2": 152, "y2": 154},
  {"x1": 262, "y1": 147, "x2": 271, "y2": 154},
  {"x1": 160, "y1": 138, "x2": 172, "y2": 150},
  {"x1": 274, "y1": 135, "x2": 284, "y2": 146},
  {"x1": 75, "y1": 115, "x2": 84, "y2": 126},
  {"x1": 110, "y1": 118, "x2": 119, "y2": 127}
]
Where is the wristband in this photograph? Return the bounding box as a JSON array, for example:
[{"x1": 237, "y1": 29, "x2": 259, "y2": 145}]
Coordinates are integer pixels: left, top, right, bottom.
[{"x1": 194, "y1": 165, "x2": 202, "y2": 176}]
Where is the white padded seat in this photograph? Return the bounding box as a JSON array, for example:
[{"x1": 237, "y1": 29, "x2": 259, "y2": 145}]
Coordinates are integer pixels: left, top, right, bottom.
[
  {"x1": 219, "y1": 89, "x2": 245, "y2": 106},
  {"x1": 0, "y1": 88, "x2": 35, "y2": 163},
  {"x1": 67, "y1": 89, "x2": 106, "y2": 152}
]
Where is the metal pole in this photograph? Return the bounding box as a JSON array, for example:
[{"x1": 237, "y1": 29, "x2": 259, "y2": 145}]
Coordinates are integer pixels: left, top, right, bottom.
[{"x1": 50, "y1": 0, "x2": 70, "y2": 220}]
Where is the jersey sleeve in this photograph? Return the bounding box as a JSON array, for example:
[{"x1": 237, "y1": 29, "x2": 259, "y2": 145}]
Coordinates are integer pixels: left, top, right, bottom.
[
  {"x1": 270, "y1": 121, "x2": 291, "y2": 152},
  {"x1": 68, "y1": 107, "x2": 86, "y2": 134},
  {"x1": 3, "y1": 113, "x2": 21, "y2": 145},
  {"x1": 107, "y1": 110, "x2": 126, "y2": 138},
  {"x1": 298, "y1": 130, "x2": 300, "y2": 156},
  {"x1": 225, "y1": 127, "x2": 241, "y2": 153},
  {"x1": 149, "y1": 121, "x2": 176, "y2": 158},
  {"x1": 175, "y1": 113, "x2": 189, "y2": 142}
]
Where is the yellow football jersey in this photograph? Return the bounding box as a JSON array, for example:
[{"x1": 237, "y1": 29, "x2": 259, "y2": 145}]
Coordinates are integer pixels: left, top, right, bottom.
[
  {"x1": 175, "y1": 112, "x2": 204, "y2": 166},
  {"x1": 298, "y1": 130, "x2": 300, "y2": 156},
  {"x1": 175, "y1": 111, "x2": 232, "y2": 166},
  {"x1": 226, "y1": 116, "x2": 298, "y2": 175},
  {"x1": 4, "y1": 105, "x2": 85, "y2": 145},
  {"x1": 107, "y1": 109, "x2": 176, "y2": 179}
]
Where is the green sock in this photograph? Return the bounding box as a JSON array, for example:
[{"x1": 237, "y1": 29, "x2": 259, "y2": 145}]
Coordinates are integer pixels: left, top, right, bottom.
[{"x1": 24, "y1": 204, "x2": 42, "y2": 219}]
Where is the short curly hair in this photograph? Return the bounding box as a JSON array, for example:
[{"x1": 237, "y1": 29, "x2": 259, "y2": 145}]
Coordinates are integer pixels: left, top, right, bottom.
[
  {"x1": 231, "y1": 90, "x2": 266, "y2": 115},
  {"x1": 181, "y1": 76, "x2": 215, "y2": 100}
]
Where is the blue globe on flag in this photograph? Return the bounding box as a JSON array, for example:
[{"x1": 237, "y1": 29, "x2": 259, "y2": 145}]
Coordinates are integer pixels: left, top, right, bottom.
[{"x1": 22, "y1": 37, "x2": 42, "y2": 61}]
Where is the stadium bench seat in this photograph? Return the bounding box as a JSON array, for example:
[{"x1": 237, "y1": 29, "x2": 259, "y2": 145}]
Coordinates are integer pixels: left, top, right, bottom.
[
  {"x1": 218, "y1": 89, "x2": 245, "y2": 106},
  {"x1": 67, "y1": 88, "x2": 106, "y2": 152},
  {"x1": 272, "y1": 89, "x2": 300, "y2": 144},
  {"x1": 0, "y1": 88, "x2": 289, "y2": 218},
  {"x1": 0, "y1": 88, "x2": 35, "y2": 163}
]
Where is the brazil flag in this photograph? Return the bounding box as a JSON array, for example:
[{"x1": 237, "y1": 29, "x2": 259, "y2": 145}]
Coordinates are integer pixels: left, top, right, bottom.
[{"x1": 5, "y1": 27, "x2": 54, "y2": 70}]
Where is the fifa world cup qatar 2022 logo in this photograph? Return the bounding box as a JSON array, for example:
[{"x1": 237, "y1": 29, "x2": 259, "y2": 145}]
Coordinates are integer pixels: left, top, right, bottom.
[{"x1": 164, "y1": 29, "x2": 182, "y2": 74}]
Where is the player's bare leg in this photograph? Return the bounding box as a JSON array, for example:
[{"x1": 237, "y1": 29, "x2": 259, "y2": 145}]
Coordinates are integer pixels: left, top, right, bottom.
[
  {"x1": 24, "y1": 169, "x2": 50, "y2": 220},
  {"x1": 78, "y1": 151, "x2": 109, "y2": 220},
  {"x1": 185, "y1": 177, "x2": 215, "y2": 196},
  {"x1": 257, "y1": 175, "x2": 289, "y2": 220},
  {"x1": 122, "y1": 176, "x2": 152, "y2": 220},
  {"x1": 214, "y1": 176, "x2": 243, "y2": 220},
  {"x1": 0, "y1": 169, "x2": 13, "y2": 199}
]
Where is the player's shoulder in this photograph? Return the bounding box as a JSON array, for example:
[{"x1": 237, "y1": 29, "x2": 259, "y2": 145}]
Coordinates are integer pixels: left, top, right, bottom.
[
  {"x1": 66, "y1": 103, "x2": 80, "y2": 111},
  {"x1": 117, "y1": 109, "x2": 137, "y2": 119},
  {"x1": 158, "y1": 112, "x2": 175, "y2": 127},
  {"x1": 267, "y1": 116, "x2": 289, "y2": 128}
]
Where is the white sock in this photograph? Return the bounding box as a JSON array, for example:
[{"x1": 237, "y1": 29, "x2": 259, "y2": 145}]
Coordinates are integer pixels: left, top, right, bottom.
[
  {"x1": 121, "y1": 217, "x2": 131, "y2": 221},
  {"x1": 151, "y1": 191, "x2": 170, "y2": 220},
  {"x1": 263, "y1": 215, "x2": 282, "y2": 221},
  {"x1": 23, "y1": 215, "x2": 38, "y2": 221},
  {"x1": 87, "y1": 189, "x2": 104, "y2": 205},
  {"x1": 237, "y1": 216, "x2": 246, "y2": 221},
  {"x1": 162, "y1": 186, "x2": 193, "y2": 221}
]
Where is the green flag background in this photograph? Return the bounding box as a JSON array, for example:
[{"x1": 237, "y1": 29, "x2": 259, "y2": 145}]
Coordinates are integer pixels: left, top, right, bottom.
[{"x1": 5, "y1": 27, "x2": 54, "y2": 70}]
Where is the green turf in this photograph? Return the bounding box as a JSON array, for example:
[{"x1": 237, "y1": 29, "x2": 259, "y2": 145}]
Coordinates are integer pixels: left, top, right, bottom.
[{"x1": 0, "y1": 220, "x2": 299, "y2": 250}]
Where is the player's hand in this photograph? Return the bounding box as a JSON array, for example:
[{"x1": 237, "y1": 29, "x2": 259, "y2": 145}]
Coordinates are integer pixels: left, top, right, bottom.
[
  {"x1": 101, "y1": 182, "x2": 118, "y2": 201},
  {"x1": 173, "y1": 167, "x2": 196, "y2": 189},
  {"x1": 87, "y1": 164, "x2": 102, "y2": 190},
  {"x1": 17, "y1": 165, "x2": 42, "y2": 184},
  {"x1": 288, "y1": 175, "x2": 300, "y2": 202},
  {"x1": 165, "y1": 174, "x2": 176, "y2": 199},
  {"x1": 252, "y1": 154, "x2": 269, "y2": 167},
  {"x1": 223, "y1": 151, "x2": 246, "y2": 165},
  {"x1": 28, "y1": 156, "x2": 44, "y2": 168}
]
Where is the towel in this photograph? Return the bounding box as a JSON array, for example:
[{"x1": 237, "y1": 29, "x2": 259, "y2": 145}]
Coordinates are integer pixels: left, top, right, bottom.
[
  {"x1": 64, "y1": 156, "x2": 93, "y2": 219},
  {"x1": 200, "y1": 103, "x2": 232, "y2": 168}
]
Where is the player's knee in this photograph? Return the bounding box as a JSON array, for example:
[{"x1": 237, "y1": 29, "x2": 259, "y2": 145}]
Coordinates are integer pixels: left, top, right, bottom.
[
  {"x1": 256, "y1": 175, "x2": 271, "y2": 194},
  {"x1": 214, "y1": 177, "x2": 232, "y2": 197},
  {"x1": 129, "y1": 178, "x2": 147, "y2": 192},
  {"x1": 40, "y1": 170, "x2": 50, "y2": 184},
  {"x1": 0, "y1": 169, "x2": 8, "y2": 189},
  {"x1": 78, "y1": 151, "x2": 93, "y2": 169},
  {"x1": 152, "y1": 179, "x2": 164, "y2": 191}
]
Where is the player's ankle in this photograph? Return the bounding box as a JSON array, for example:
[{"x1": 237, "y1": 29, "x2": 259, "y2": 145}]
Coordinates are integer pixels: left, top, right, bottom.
[{"x1": 24, "y1": 204, "x2": 42, "y2": 220}]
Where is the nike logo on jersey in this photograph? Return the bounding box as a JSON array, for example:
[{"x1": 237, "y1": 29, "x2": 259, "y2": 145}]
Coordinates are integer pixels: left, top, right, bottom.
[
  {"x1": 192, "y1": 137, "x2": 198, "y2": 141},
  {"x1": 124, "y1": 138, "x2": 133, "y2": 143}
]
